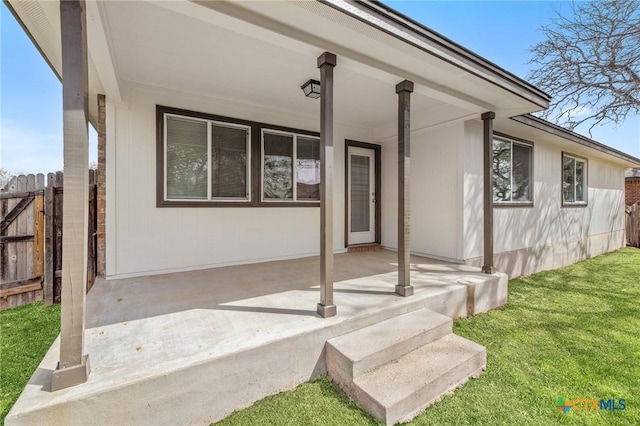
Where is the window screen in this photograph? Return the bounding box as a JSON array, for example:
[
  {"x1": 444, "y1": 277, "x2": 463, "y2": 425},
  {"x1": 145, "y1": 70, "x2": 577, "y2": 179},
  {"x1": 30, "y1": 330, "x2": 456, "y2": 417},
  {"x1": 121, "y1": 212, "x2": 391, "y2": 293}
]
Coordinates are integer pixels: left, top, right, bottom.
[
  {"x1": 166, "y1": 116, "x2": 208, "y2": 200},
  {"x1": 211, "y1": 124, "x2": 248, "y2": 199}
]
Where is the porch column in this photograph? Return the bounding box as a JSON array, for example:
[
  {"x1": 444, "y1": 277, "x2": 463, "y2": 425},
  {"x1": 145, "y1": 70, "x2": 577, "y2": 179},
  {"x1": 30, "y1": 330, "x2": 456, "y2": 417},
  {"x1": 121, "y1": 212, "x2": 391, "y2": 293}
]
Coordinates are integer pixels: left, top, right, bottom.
[
  {"x1": 482, "y1": 111, "x2": 496, "y2": 274},
  {"x1": 395, "y1": 80, "x2": 414, "y2": 297},
  {"x1": 52, "y1": 0, "x2": 90, "y2": 391},
  {"x1": 317, "y1": 52, "x2": 337, "y2": 318}
]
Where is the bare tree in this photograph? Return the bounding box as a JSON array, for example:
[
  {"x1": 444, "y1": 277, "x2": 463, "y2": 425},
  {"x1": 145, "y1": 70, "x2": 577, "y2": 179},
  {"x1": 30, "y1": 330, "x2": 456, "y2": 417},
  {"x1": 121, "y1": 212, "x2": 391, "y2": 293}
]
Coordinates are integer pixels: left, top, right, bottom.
[
  {"x1": 528, "y1": 0, "x2": 640, "y2": 134},
  {"x1": 0, "y1": 168, "x2": 12, "y2": 190}
]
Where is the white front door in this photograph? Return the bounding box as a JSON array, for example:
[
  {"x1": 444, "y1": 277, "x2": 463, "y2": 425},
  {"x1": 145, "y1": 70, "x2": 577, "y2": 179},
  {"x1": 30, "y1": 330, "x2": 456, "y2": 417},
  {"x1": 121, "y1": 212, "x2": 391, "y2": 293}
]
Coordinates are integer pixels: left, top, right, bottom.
[{"x1": 348, "y1": 146, "x2": 376, "y2": 245}]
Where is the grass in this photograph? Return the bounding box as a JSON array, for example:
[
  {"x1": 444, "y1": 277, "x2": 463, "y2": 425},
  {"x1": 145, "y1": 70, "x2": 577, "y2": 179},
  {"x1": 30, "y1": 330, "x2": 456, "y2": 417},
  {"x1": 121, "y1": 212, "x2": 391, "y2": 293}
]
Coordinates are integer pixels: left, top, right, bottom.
[
  {"x1": 217, "y1": 247, "x2": 640, "y2": 425},
  {"x1": 0, "y1": 249, "x2": 638, "y2": 425},
  {"x1": 0, "y1": 302, "x2": 60, "y2": 423}
]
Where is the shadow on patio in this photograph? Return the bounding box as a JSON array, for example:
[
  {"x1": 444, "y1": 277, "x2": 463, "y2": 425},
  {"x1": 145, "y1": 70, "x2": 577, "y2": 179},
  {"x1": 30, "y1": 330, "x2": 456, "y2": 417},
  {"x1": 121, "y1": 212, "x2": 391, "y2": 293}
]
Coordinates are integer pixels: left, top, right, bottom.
[
  {"x1": 9, "y1": 250, "x2": 507, "y2": 426},
  {"x1": 87, "y1": 250, "x2": 488, "y2": 327}
]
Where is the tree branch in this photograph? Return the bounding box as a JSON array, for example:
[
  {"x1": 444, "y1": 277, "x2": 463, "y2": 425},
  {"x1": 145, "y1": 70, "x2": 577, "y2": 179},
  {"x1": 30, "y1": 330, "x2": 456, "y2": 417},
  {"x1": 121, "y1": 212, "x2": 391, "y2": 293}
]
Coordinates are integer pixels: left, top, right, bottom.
[{"x1": 528, "y1": 0, "x2": 640, "y2": 132}]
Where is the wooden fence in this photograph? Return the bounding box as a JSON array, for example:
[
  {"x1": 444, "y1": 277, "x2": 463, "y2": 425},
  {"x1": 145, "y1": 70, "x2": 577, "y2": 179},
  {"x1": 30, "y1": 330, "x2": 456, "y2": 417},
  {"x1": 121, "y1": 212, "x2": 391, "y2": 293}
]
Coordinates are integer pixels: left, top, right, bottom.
[
  {"x1": 0, "y1": 171, "x2": 97, "y2": 310},
  {"x1": 626, "y1": 202, "x2": 640, "y2": 248}
]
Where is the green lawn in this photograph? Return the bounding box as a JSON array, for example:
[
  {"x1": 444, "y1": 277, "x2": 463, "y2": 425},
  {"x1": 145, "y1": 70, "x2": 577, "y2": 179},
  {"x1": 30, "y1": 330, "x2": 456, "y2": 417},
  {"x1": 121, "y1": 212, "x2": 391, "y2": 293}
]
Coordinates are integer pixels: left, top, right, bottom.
[
  {"x1": 218, "y1": 247, "x2": 640, "y2": 426},
  {"x1": 1, "y1": 249, "x2": 638, "y2": 425},
  {"x1": 0, "y1": 302, "x2": 60, "y2": 423}
]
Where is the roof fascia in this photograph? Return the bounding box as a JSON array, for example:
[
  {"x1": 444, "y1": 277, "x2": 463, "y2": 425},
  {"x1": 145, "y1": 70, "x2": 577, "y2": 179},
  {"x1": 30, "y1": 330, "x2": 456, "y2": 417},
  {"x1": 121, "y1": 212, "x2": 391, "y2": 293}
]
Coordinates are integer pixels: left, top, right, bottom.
[
  {"x1": 511, "y1": 114, "x2": 640, "y2": 166},
  {"x1": 321, "y1": 0, "x2": 550, "y2": 108}
]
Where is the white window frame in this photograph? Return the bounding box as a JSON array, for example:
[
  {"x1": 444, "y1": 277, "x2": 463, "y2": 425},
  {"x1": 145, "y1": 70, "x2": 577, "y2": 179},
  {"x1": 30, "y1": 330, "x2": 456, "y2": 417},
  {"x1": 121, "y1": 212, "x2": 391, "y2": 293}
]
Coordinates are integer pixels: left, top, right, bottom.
[
  {"x1": 261, "y1": 129, "x2": 320, "y2": 203},
  {"x1": 562, "y1": 153, "x2": 588, "y2": 206},
  {"x1": 493, "y1": 136, "x2": 534, "y2": 205},
  {"x1": 163, "y1": 113, "x2": 251, "y2": 202}
]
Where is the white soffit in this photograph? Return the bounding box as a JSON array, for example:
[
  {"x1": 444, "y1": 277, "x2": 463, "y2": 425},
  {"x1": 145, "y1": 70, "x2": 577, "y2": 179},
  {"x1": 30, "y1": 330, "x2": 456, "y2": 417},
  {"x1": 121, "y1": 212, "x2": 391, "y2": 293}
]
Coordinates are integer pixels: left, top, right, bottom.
[
  {"x1": 192, "y1": 0, "x2": 545, "y2": 116},
  {"x1": 8, "y1": 0, "x2": 62, "y2": 78},
  {"x1": 102, "y1": 1, "x2": 467, "y2": 130},
  {"x1": 10, "y1": 0, "x2": 545, "y2": 119}
]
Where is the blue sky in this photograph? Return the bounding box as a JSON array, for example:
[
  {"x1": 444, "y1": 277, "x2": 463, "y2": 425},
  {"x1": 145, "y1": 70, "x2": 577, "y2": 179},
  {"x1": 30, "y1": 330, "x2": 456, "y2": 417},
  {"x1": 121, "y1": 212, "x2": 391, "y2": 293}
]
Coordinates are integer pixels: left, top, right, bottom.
[
  {"x1": 1, "y1": 1, "x2": 638, "y2": 175},
  {"x1": 1, "y1": 2, "x2": 97, "y2": 175},
  {"x1": 386, "y1": 0, "x2": 639, "y2": 157}
]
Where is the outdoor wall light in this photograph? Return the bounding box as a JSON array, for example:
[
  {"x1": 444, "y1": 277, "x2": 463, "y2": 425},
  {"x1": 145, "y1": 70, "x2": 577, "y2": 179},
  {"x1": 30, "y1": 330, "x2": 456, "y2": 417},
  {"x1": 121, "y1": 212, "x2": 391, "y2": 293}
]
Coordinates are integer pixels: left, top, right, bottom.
[{"x1": 301, "y1": 79, "x2": 321, "y2": 99}]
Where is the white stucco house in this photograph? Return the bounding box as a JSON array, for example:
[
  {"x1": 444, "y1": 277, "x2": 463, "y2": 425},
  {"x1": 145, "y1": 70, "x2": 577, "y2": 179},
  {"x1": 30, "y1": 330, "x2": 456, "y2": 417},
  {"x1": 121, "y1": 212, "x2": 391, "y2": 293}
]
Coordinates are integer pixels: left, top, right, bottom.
[{"x1": 6, "y1": 1, "x2": 639, "y2": 425}]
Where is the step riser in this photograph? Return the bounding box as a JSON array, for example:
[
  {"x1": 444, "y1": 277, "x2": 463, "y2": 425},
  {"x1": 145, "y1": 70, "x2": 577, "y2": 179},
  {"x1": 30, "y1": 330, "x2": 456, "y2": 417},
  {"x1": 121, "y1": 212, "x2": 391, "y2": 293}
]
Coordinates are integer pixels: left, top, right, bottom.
[
  {"x1": 339, "y1": 345, "x2": 486, "y2": 425},
  {"x1": 354, "y1": 320, "x2": 452, "y2": 377},
  {"x1": 326, "y1": 306, "x2": 488, "y2": 426},
  {"x1": 326, "y1": 344, "x2": 354, "y2": 389},
  {"x1": 388, "y1": 348, "x2": 486, "y2": 425},
  {"x1": 326, "y1": 318, "x2": 452, "y2": 385},
  {"x1": 330, "y1": 330, "x2": 487, "y2": 426},
  {"x1": 334, "y1": 376, "x2": 387, "y2": 423},
  {"x1": 326, "y1": 309, "x2": 453, "y2": 384}
]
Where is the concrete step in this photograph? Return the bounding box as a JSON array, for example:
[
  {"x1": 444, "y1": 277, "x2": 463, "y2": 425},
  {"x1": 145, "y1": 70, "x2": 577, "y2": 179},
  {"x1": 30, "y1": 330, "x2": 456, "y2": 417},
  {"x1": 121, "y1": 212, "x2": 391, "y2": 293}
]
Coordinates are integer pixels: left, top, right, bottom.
[
  {"x1": 351, "y1": 334, "x2": 486, "y2": 425},
  {"x1": 326, "y1": 308, "x2": 452, "y2": 383}
]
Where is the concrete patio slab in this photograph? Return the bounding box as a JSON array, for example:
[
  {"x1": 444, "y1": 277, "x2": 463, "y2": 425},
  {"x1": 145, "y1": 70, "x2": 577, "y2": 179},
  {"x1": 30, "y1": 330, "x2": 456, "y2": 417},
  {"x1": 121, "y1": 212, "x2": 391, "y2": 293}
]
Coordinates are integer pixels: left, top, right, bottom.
[{"x1": 6, "y1": 251, "x2": 507, "y2": 426}]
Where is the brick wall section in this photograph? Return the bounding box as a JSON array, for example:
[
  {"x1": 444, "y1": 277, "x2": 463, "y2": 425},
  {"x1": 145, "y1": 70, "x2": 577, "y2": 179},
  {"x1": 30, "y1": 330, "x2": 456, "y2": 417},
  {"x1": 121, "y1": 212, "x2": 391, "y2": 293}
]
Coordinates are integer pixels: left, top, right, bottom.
[
  {"x1": 347, "y1": 243, "x2": 381, "y2": 253},
  {"x1": 97, "y1": 94, "x2": 106, "y2": 276},
  {"x1": 626, "y1": 179, "x2": 640, "y2": 206}
]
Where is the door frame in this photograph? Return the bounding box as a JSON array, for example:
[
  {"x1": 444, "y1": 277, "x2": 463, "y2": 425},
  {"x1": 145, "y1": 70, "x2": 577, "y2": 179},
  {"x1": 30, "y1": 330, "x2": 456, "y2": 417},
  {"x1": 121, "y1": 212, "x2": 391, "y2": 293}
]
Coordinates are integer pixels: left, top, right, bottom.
[{"x1": 344, "y1": 140, "x2": 381, "y2": 248}]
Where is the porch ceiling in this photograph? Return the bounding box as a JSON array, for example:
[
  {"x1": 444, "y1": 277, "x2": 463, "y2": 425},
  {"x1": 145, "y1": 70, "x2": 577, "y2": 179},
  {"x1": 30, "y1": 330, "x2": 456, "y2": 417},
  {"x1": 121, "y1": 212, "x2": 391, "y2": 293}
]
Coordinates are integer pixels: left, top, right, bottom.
[
  {"x1": 101, "y1": 0, "x2": 467, "y2": 132},
  {"x1": 9, "y1": 0, "x2": 548, "y2": 132}
]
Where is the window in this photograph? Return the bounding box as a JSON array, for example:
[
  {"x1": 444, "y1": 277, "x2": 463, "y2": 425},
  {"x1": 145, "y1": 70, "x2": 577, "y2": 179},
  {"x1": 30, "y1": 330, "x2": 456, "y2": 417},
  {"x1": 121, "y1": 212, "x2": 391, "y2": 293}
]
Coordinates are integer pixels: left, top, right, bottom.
[
  {"x1": 165, "y1": 114, "x2": 250, "y2": 202},
  {"x1": 165, "y1": 116, "x2": 208, "y2": 200},
  {"x1": 262, "y1": 131, "x2": 320, "y2": 201},
  {"x1": 492, "y1": 136, "x2": 533, "y2": 203},
  {"x1": 562, "y1": 153, "x2": 587, "y2": 205},
  {"x1": 157, "y1": 106, "x2": 320, "y2": 207}
]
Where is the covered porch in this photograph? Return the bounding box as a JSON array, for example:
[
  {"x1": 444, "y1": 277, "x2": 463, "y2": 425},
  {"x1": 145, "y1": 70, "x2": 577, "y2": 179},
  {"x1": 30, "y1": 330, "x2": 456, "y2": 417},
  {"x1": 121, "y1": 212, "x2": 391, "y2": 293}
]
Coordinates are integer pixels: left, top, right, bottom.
[
  {"x1": 5, "y1": 0, "x2": 546, "y2": 420},
  {"x1": 7, "y1": 250, "x2": 507, "y2": 425}
]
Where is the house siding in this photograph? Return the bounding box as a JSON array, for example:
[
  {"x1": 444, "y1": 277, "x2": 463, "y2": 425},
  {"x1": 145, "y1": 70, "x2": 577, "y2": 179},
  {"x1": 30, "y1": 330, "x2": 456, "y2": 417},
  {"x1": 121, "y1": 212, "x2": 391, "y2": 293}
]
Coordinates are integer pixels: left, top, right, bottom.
[
  {"x1": 463, "y1": 120, "x2": 625, "y2": 277},
  {"x1": 104, "y1": 83, "x2": 626, "y2": 280},
  {"x1": 105, "y1": 83, "x2": 372, "y2": 279},
  {"x1": 379, "y1": 122, "x2": 462, "y2": 262},
  {"x1": 463, "y1": 120, "x2": 484, "y2": 261}
]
